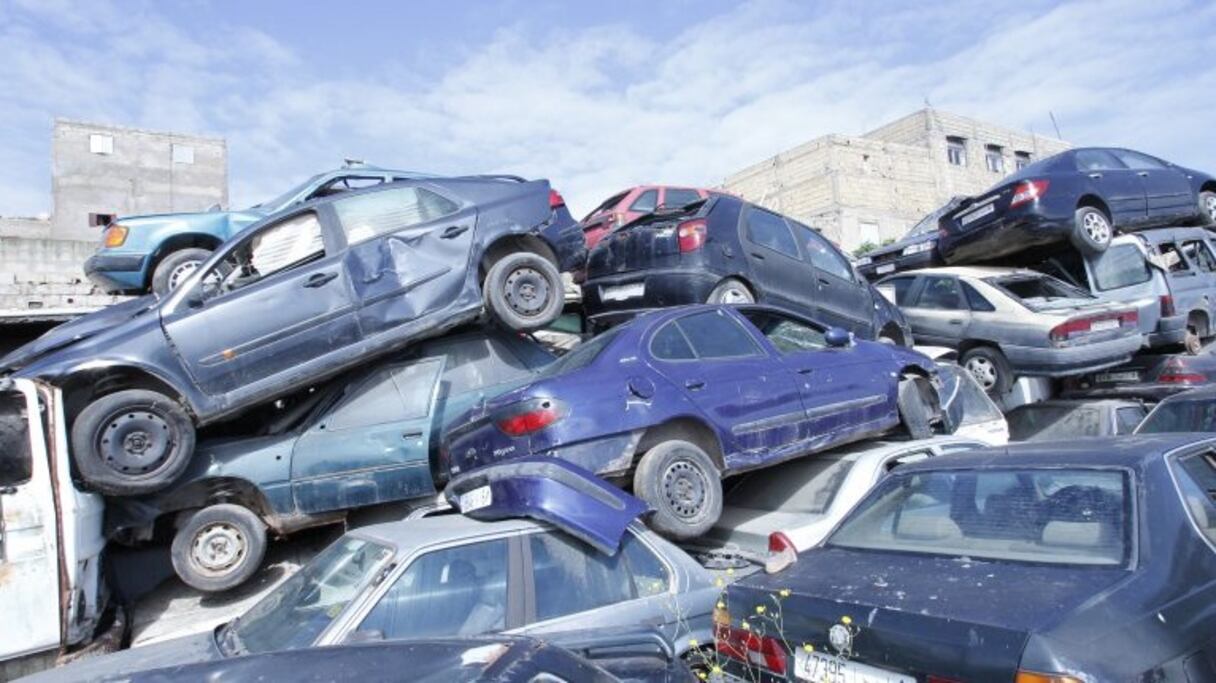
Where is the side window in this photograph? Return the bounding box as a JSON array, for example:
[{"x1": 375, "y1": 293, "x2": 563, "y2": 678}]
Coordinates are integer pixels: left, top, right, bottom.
[
  {"x1": 675, "y1": 311, "x2": 762, "y2": 359},
  {"x1": 1074, "y1": 150, "x2": 1126, "y2": 172},
  {"x1": 650, "y1": 322, "x2": 696, "y2": 361},
  {"x1": 310, "y1": 176, "x2": 385, "y2": 200},
  {"x1": 746, "y1": 209, "x2": 799, "y2": 259},
  {"x1": 877, "y1": 277, "x2": 916, "y2": 306},
  {"x1": 1172, "y1": 451, "x2": 1216, "y2": 547},
  {"x1": 323, "y1": 359, "x2": 443, "y2": 431},
  {"x1": 1112, "y1": 150, "x2": 1168, "y2": 171},
  {"x1": 359, "y1": 539, "x2": 509, "y2": 640},
  {"x1": 799, "y1": 226, "x2": 854, "y2": 281},
  {"x1": 0, "y1": 392, "x2": 32, "y2": 488},
  {"x1": 742, "y1": 311, "x2": 826, "y2": 354},
  {"x1": 663, "y1": 188, "x2": 702, "y2": 208},
  {"x1": 621, "y1": 533, "x2": 670, "y2": 598},
  {"x1": 913, "y1": 276, "x2": 964, "y2": 310},
  {"x1": 962, "y1": 282, "x2": 996, "y2": 312},
  {"x1": 1182, "y1": 240, "x2": 1216, "y2": 273},
  {"x1": 1156, "y1": 242, "x2": 1190, "y2": 273},
  {"x1": 438, "y1": 338, "x2": 531, "y2": 396},
  {"x1": 336, "y1": 186, "x2": 460, "y2": 245},
  {"x1": 1115, "y1": 407, "x2": 1146, "y2": 434},
  {"x1": 203, "y1": 212, "x2": 325, "y2": 298},
  {"x1": 529, "y1": 533, "x2": 636, "y2": 622},
  {"x1": 630, "y1": 190, "x2": 658, "y2": 213}
]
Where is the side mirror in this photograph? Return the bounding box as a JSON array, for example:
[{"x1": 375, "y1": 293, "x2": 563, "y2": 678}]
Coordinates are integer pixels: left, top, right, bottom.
[{"x1": 825, "y1": 327, "x2": 853, "y2": 348}]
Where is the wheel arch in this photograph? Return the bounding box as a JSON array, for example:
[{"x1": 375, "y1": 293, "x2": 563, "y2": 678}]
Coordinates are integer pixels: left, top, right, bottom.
[
  {"x1": 1076, "y1": 194, "x2": 1113, "y2": 222},
  {"x1": 61, "y1": 364, "x2": 197, "y2": 426},
  {"x1": 479, "y1": 234, "x2": 559, "y2": 283},
  {"x1": 1200, "y1": 180, "x2": 1216, "y2": 195},
  {"x1": 635, "y1": 417, "x2": 727, "y2": 471},
  {"x1": 144, "y1": 234, "x2": 222, "y2": 289},
  {"x1": 879, "y1": 323, "x2": 906, "y2": 346},
  {"x1": 165, "y1": 477, "x2": 275, "y2": 530},
  {"x1": 1188, "y1": 308, "x2": 1211, "y2": 337},
  {"x1": 957, "y1": 338, "x2": 1004, "y2": 357}
]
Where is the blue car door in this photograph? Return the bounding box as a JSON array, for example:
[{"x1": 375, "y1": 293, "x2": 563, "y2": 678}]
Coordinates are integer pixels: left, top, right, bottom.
[
  {"x1": 336, "y1": 183, "x2": 478, "y2": 339},
  {"x1": 1074, "y1": 149, "x2": 1147, "y2": 227},
  {"x1": 1112, "y1": 150, "x2": 1197, "y2": 224},
  {"x1": 161, "y1": 207, "x2": 360, "y2": 397},
  {"x1": 289, "y1": 357, "x2": 445, "y2": 515},
  {"x1": 646, "y1": 308, "x2": 804, "y2": 469}
]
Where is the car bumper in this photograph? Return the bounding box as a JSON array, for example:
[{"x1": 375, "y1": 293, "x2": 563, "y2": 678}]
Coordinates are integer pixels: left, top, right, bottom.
[
  {"x1": 84, "y1": 251, "x2": 149, "y2": 293},
  {"x1": 1002, "y1": 334, "x2": 1144, "y2": 377},
  {"x1": 857, "y1": 251, "x2": 940, "y2": 281},
  {"x1": 1148, "y1": 313, "x2": 1188, "y2": 347},
  {"x1": 582, "y1": 269, "x2": 721, "y2": 322},
  {"x1": 940, "y1": 212, "x2": 1071, "y2": 264}
]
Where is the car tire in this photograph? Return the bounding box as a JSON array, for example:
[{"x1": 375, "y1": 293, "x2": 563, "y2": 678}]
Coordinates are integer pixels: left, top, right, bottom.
[
  {"x1": 633, "y1": 440, "x2": 723, "y2": 541},
  {"x1": 706, "y1": 278, "x2": 754, "y2": 305},
  {"x1": 70, "y1": 389, "x2": 196, "y2": 496},
  {"x1": 1200, "y1": 191, "x2": 1216, "y2": 226},
  {"x1": 1070, "y1": 207, "x2": 1112, "y2": 255},
  {"x1": 484, "y1": 252, "x2": 564, "y2": 332},
  {"x1": 171, "y1": 504, "x2": 267, "y2": 593},
  {"x1": 1185, "y1": 326, "x2": 1205, "y2": 355},
  {"x1": 151, "y1": 248, "x2": 213, "y2": 296},
  {"x1": 960, "y1": 346, "x2": 1012, "y2": 399},
  {"x1": 897, "y1": 376, "x2": 935, "y2": 440}
]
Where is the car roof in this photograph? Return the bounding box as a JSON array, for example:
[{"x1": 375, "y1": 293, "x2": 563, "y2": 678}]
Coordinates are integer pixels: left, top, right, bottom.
[
  {"x1": 352, "y1": 514, "x2": 543, "y2": 551},
  {"x1": 896, "y1": 265, "x2": 1042, "y2": 279},
  {"x1": 1159, "y1": 384, "x2": 1216, "y2": 402},
  {"x1": 894, "y1": 434, "x2": 1216, "y2": 473},
  {"x1": 1011, "y1": 398, "x2": 1142, "y2": 410}
]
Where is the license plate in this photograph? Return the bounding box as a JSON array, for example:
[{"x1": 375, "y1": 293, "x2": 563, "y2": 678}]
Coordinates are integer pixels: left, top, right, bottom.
[
  {"x1": 601, "y1": 283, "x2": 645, "y2": 302},
  {"x1": 959, "y1": 203, "x2": 995, "y2": 226},
  {"x1": 1091, "y1": 318, "x2": 1120, "y2": 332},
  {"x1": 458, "y1": 485, "x2": 492, "y2": 512},
  {"x1": 876, "y1": 263, "x2": 896, "y2": 274},
  {"x1": 1095, "y1": 370, "x2": 1140, "y2": 384},
  {"x1": 795, "y1": 651, "x2": 913, "y2": 683}
]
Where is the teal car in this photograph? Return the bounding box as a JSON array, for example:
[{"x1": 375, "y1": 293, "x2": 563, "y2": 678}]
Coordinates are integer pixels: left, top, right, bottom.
[
  {"x1": 105, "y1": 328, "x2": 554, "y2": 592},
  {"x1": 85, "y1": 164, "x2": 433, "y2": 295}
]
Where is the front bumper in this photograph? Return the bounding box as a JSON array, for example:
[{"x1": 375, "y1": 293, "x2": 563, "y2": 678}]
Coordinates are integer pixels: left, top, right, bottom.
[
  {"x1": 939, "y1": 212, "x2": 1071, "y2": 265},
  {"x1": 1002, "y1": 333, "x2": 1144, "y2": 377},
  {"x1": 857, "y1": 250, "x2": 940, "y2": 281},
  {"x1": 582, "y1": 268, "x2": 720, "y2": 322},
  {"x1": 83, "y1": 251, "x2": 149, "y2": 293}
]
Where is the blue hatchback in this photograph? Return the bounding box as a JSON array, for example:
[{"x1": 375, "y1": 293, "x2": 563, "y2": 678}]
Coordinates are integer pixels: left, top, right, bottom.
[{"x1": 442, "y1": 304, "x2": 942, "y2": 539}]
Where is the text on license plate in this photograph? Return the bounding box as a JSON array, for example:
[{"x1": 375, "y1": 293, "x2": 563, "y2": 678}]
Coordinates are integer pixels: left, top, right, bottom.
[
  {"x1": 1091, "y1": 318, "x2": 1120, "y2": 332},
  {"x1": 602, "y1": 283, "x2": 645, "y2": 301},
  {"x1": 459, "y1": 485, "x2": 493, "y2": 512},
  {"x1": 1095, "y1": 370, "x2": 1140, "y2": 383},
  {"x1": 876, "y1": 263, "x2": 896, "y2": 274},
  {"x1": 795, "y1": 651, "x2": 914, "y2": 683},
  {"x1": 959, "y1": 203, "x2": 995, "y2": 226}
]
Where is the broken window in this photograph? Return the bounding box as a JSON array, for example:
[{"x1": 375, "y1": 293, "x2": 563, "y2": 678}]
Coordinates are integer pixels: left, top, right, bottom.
[
  {"x1": 742, "y1": 310, "x2": 827, "y2": 354},
  {"x1": 1182, "y1": 240, "x2": 1216, "y2": 273},
  {"x1": 946, "y1": 136, "x2": 967, "y2": 166},
  {"x1": 203, "y1": 212, "x2": 325, "y2": 298},
  {"x1": 336, "y1": 186, "x2": 459, "y2": 245},
  {"x1": 1156, "y1": 242, "x2": 1190, "y2": 273}
]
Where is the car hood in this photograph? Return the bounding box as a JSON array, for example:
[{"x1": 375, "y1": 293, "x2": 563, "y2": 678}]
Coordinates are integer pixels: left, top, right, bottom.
[
  {"x1": 0, "y1": 294, "x2": 159, "y2": 374},
  {"x1": 866, "y1": 231, "x2": 935, "y2": 259},
  {"x1": 18, "y1": 630, "x2": 221, "y2": 682},
  {"x1": 117, "y1": 207, "x2": 265, "y2": 228}
]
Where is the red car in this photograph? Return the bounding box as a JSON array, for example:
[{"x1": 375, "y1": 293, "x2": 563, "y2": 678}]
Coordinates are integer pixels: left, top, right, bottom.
[{"x1": 579, "y1": 185, "x2": 718, "y2": 249}]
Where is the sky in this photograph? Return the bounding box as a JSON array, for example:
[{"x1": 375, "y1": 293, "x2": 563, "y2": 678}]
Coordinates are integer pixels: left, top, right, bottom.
[{"x1": 1, "y1": 0, "x2": 1213, "y2": 219}]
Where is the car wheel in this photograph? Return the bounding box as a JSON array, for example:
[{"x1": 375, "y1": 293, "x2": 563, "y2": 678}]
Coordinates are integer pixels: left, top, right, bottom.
[
  {"x1": 633, "y1": 440, "x2": 722, "y2": 540},
  {"x1": 1070, "y1": 207, "x2": 1112, "y2": 255},
  {"x1": 484, "y1": 252, "x2": 564, "y2": 332},
  {"x1": 70, "y1": 389, "x2": 196, "y2": 496},
  {"x1": 1200, "y1": 191, "x2": 1216, "y2": 226},
  {"x1": 1185, "y1": 326, "x2": 1204, "y2": 355},
  {"x1": 151, "y1": 248, "x2": 213, "y2": 296},
  {"x1": 897, "y1": 376, "x2": 935, "y2": 440},
  {"x1": 706, "y1": 278, "x2": 754, "y2": 305},
  {"x1": 960, "y1": 346, "x2": 1012, "y2": 399},
  {"x1": 171, "y1": 504, "x2": 267, "y2": 593}
]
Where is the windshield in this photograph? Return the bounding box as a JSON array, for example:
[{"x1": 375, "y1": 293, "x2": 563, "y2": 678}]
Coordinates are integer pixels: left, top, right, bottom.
[
  {"x1": 1137, "y1": 398, "x2": 1216, "y2": 433},
  {"x1": 1007, "y1": 404, "x2": 1103, "y2": 441},
  {"x1": 726, "y1": 458, "x2": 853, "y2": 515},
  {"x1": 828, "y1": 468, "x2": 1130, "y2": 566},
  {"x1": 224, "y1": 537, "x2": 394, "y2": 655},
  {"x1": 1090, "y1": 244, "x2": 1152, "y2": 291},
  {"x1": 252, "y1": 173, "x2": 324, "y2": 213},
  {"x1": 906, "y1": 198, "x2": 964, "y2": 238},
  {"x1": 988, "y1": 273, "x2": 1094, "y2": 311},
  {"x1": 538, "y1": 327, "x2": 621, "y2": 378},
  {"x1": 582, "y1": 191, "x2": 629, "y2": 222}
]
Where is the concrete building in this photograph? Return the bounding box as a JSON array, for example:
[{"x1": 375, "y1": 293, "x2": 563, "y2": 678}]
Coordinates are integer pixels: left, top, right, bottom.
[{"x1": 721, "y1": 108, "x2": 1071, "y2": 252}]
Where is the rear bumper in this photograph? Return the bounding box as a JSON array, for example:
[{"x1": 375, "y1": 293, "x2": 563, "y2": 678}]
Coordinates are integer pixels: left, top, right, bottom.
[
  {"x1": 83, "y1": 251, "x2": 149, "y2": 293},
  {"x1": 1148, "y1": 313, "x2": 1188, "y2": 347},
  {"x1": 940, "y1": 212, "x2": 1071, "y2": 264},
  {"x1": 1002, "y1": 334, "x2": 1143, "y2": 377},
  {"x1": 857, "y1": 250, "x2": 940, "y2": 281},
  {"x1": 582, "y1": 269, "x2": 720, "y2": 321}
]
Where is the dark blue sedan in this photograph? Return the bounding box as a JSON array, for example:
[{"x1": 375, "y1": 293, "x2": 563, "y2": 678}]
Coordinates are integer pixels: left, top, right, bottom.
[
  {"x1": 719, "y1": 434, "x2": 1216, "y2": 682},
  {"x1": 442, "y1": 304, "x2": 942, "y2": 539},
  {"x1": 939, "y1": 147, "x2": 1216, "y2": 264}
]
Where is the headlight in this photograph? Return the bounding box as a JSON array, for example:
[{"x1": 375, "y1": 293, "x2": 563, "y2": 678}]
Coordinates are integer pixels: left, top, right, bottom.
[
  {"x1": 855, "y1": 256, "x2": 872, "y2": 266},
  {"x1": 902, "y1": 242, "x2": 933, "y2": 256},
  {"x1": 102, "y1": 224, "x2": 128, "y2": 247}
]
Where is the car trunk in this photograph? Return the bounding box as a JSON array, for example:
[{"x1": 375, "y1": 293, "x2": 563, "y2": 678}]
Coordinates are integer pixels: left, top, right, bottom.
[
  {"x1": 942, "y1": 185, "x2": 1014, "y2": 235},
  {"x1": 726, "y1": 547, "x2": 1130, "y2": 682},
  {"x1": 585, "y1": 205, "x2": 707, "y2": 278}
]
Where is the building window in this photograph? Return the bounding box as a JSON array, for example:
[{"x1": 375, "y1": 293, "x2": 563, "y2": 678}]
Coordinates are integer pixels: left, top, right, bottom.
[
  {"x1": 985, "y1": 144, "x2": 1004, "y2": 173},
  {"x1": 172, "y1": 143, "x2": 195, "y2": 164},
  {"x1": 89, "y1": 134, "x2": 113, "y2": 155},
  {"x1": 89, "y1": 213, "x2": 115, "y2": 227},
  {"x1": 946, "y1": 136, "x2": 966, "y2": 167},
  {"x1": 1015, "y1": 151, "x2": 1032, "y2": 170}
]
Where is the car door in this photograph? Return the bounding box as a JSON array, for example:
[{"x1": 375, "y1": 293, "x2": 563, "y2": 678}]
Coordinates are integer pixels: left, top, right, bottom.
[
  {"x1": 739, "y1": 206, "x2": 811, "y2": 311},
  {"x1": 1073, "y1": 149, "x2": 1147, "y2": 227},
  {"x1": 796, "y1": 224, "x2": 873, "y2": 336},
  {"x1": 161, "y1": 207, "x2": 360, "y2": 397},
  {"x1": 1112, "y1": 150, "x2": 1196, "y2": 223},
  {"x1": 1154, "y1": 238, "x2": 1207, "y2": 316},
  {"x1": 290, "y1": 357, "x2": 445, "y2": 515},
  {"x1": 902, "y1": 275, "x2": 970, "y2": 346},
  {"x1": 1179, "y1": 236, "x2": 1216, "y2": 299}
]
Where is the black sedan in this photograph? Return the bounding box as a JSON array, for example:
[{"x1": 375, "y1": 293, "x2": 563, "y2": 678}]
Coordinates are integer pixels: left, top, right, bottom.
[
  {"x1": 938, "y1": 147, "x2": 1216, "y2": 265},
  {"x1": 854, "y1": 197, "x2": 962, "y2": 281},
  {"x1": 717, "y1": 435, "x2": 1216, "y2": 682}
]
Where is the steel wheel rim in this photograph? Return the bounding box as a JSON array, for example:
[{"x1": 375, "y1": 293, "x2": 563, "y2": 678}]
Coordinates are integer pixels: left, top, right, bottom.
[
  {"x1": 504, "y1": 267, "x2": 551, "y2": 317},
  {"x1": 191, "y1": 522, "x2": 246, "y2": 574},
  {"x1": 168, "y1": 260, "x2": 202, "y2": 291},
  {"x1": 661, "y1": 458, "x2": 708, "y2": 519},
  {"x1": 98, "y1": 409, "x2": 173, "y2": 474},
  {"x1": 1083, "y1": 212, "x2": 1111, "y2": 244},
  {"x1": 1206, "y1": 195, "x2": 1216, "y2": 222},
  {"x1": 716, "y1": 286, "x2": 752, "y2": 305},
  {"x1": 965, "y1": 357, "x2": 998, "y2": 389}
]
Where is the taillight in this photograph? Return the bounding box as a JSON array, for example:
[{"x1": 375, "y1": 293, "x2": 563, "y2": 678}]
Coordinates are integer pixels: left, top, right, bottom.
[
  {"x1": 1010, "y1": 179, "x2": 1050, "y2": 208},
  {"x1": 1015, "y1": 671, "x2": 1083, "y2": 683},
  {"x1": 927, "y1": 677, "x2": 964, "y2": 683},
  {"x1": 1049, "y1": 312, "x2": 1135, "y2": 345},
  {"x1": 102, "y1": 224, "x2": 128, "y2": 247},
  {"x1": 1160, "y1": 295, "x2": 1177, "y2": 317},
  {"x1": 765, "y1": 531, "x2": 798, "y2": 574},
  {"x1": 1049, "y1": 318, "x2": 1091, "y2": 344},
  {"x1": 677, "y1": 218, "x2": 707, "y2": 253},
  {"x1": 494, "y1": 399, "x2": 566, "y2": 437},
  {"x1": 714, "y1": 620, "x2": 788, "y2": 675},
  {"x1": 1159, "y1": 358, "x2": 1205, "y2": 384},
  {"x1": 548, "y1": 189, "x2": 566, "y2": 209}
]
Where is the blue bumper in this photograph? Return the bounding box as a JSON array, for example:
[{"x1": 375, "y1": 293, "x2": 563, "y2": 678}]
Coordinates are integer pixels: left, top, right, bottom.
[
  {"x1": 84, "y1": 251, "x2": 150, "y2": 293},
  {"x1": 940, "y1": 212, "x2": 1072, "y2": 265}
]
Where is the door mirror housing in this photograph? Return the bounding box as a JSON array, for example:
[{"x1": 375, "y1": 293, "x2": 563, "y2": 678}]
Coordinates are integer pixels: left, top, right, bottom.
[{"x1": 825, "y1": 327, "x2": 853, "y2": 348}]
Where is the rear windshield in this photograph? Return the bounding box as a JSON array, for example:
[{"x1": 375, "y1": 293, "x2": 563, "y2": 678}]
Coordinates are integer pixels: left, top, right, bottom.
[
  {"x1": 987, "y1": 274, "x2": 1094, "y2": 311},
  {"x1": 726, "y1": 458, "x2": 854, "y2": 515},
  {"x1": 1090, "y1": 244, "x2": 1152, "y2": 291},
  {"x1": 538, "y1": 327, "x2": 621, "y2": 377},
  {"x1": 1007, "y1": 404, "x2": 1104, "y2": 442},
  {"x1": 1170, "y1": 450, "x2": 1216, "y2": 547},
  {"x1": 1137, "y1": 398, "x2": 1216, "y2": 434},
  {"x1": 828, "y1": 468, "x2": 1130, "y2": 566},
  {"x1": 582, "y1": 191, "x2": 629, "y2": 221}
]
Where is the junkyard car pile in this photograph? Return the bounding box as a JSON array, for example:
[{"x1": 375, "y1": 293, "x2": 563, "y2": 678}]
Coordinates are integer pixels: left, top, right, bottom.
[{"x1": 2, "y1": 156, "x2": 1216, "y2": 683}]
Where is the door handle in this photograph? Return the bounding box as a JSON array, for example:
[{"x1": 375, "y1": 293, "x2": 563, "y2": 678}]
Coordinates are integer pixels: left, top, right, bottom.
[
  {"x1": 818, "y1": 278, "x2": 831, "y2": 286},
  {"x1": 304, "y1": 272, "x2": 338, "y2": 288},
  {"x1": 1088, "y1": 172, "x2": 1103, "y2": 180},
  {"x1": 948, "y1": 319, "x2": 963, "y2": 325},
  {"x1": 750, "y1": 252, "x2": 766, "y2": 260},
  {"x1": 402, "y1": 430, "x2": 424, "y2": 440},
  {"x1": 1137, "y1": 171, "x2": 1150, "y2": 177},
  {"x1": 440, "y1": 225, "x2": 469, "y2": 239},
  {"x1": 797, "y1": 368, "x2": 814, "y2": 375},
  {"x1": 685, "y1": 379, "x2": 706, "y2": 390}
]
